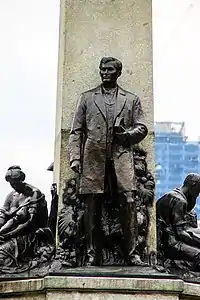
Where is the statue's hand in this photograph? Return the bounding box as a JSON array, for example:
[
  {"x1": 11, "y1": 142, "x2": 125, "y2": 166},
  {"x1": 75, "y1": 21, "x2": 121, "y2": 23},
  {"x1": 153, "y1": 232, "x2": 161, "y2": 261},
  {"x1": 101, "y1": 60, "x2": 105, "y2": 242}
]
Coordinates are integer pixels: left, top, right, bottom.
[
  {"x1": 0, "y1": 208, "x2": 9, "y2": 217},
  {"x1": 51, "y1": 183, "x2": 57, "y2": 197},
  {"x1": 71, "y1": 160, "x2": 81, "y2": 173},
  {"x1": 115, "y1": 131, "x2": 130, "y2": 147}
]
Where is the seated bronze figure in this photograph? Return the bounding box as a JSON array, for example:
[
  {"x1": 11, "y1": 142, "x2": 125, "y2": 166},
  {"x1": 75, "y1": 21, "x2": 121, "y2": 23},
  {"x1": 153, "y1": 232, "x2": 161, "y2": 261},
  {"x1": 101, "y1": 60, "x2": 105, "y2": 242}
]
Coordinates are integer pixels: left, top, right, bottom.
[
  {"x1": 157, "y1": 173, "x2": 200, "y2": 272},
  {"x1": 0, "y1": 165, "x2": 54, "y2": 273}
]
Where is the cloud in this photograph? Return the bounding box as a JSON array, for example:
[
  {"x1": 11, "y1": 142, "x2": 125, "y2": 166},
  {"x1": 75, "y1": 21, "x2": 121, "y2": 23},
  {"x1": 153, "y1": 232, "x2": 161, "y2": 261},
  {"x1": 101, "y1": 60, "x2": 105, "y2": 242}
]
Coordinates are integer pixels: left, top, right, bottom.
[
  {"x1": 0, "y1": 0, "x2": 60, "y2": 206},
  {"x1": 153, "y1": 0, "x2": 200, "y2": 140}
]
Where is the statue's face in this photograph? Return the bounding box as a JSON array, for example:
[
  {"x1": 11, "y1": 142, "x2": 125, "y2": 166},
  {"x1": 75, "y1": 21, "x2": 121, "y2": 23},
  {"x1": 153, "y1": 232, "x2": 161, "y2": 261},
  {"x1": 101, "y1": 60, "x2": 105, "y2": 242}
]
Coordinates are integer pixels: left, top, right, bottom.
[
  {"x1": 189, "y1": 182, "x2": 200, "y2": 199},
  {"x1": 99, "y1": 62, "x2": 120, "y2": 84},
  {"x1": 10, "y1": 180, "x2": 23, "y2": 193}
]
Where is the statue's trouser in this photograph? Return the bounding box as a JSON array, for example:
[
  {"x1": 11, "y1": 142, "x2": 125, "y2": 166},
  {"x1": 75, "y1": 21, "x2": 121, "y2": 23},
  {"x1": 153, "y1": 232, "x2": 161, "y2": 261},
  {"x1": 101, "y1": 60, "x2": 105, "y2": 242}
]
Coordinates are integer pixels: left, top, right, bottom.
[
  {"x1": 167, "y1": 241, "x2": 200, "y2": 271},
  {"x1": 83, "y1": 195, "x2": 103, "y2": 264},
  {"x1": 118, "y1": 193, "x2": 138, "y2": 264},
  {"x1": 83, "y1": 159, "x2": 138, "y2": 265}
]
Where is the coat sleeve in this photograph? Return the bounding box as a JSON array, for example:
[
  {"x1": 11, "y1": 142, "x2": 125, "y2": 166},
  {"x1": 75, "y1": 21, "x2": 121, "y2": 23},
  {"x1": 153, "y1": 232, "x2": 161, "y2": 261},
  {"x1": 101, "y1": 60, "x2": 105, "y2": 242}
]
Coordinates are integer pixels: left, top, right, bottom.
[
  {"x1": 171, "y1": 198, "x2": 196, "y2": 246},
  {"x1": 68, "y1": 94, "x2": 86, "y2": 165},
  {"x1": 127, "y1": 95, "x2": 148, "y2": 145}
]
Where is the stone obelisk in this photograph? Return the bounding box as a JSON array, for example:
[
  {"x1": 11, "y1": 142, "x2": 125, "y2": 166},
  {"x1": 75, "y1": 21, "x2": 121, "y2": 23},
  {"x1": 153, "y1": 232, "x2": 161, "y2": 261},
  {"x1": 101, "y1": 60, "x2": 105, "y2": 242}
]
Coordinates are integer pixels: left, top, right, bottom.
[{"x1": 53, "y1": 0, "x2": 155, "y2": 252}]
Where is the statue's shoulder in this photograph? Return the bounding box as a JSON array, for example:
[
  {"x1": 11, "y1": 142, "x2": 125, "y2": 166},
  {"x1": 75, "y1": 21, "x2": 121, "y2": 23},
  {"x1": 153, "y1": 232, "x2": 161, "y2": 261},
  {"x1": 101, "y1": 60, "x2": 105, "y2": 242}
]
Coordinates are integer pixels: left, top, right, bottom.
[
  {"x1": 157, "y1": 189, "x2": 186, "y2": 206},
  {"x1": 4, "y1": 191, "x2": 15, "y2": 201},
  {"x1": 26, "y1": 183, "x2": 40, "y2": 192},
  {"x1": 118, "y1": 86, "x2": 138, "y2": 99},
  {"x1": 24, "y1": 184, "x2": 47, "y2": 210},
  {"x1": 24, "y1": 183, "x2": 42, "y2": 198},
  {"x1": 81, "y1": 85, "x2": 101, "y2": 97},
  {"x1": 167, "y1": 189, "x2": 187, "y2": 207}
]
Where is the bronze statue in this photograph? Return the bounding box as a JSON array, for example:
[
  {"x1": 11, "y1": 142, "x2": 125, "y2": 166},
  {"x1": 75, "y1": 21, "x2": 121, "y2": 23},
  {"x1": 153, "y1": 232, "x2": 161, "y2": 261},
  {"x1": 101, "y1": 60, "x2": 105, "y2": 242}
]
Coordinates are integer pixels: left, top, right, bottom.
[
  {"x1": 157, "y1": 173, "x2": 200, "y2": 272},
  {"x1": 69, "y1": 57, "x2": 148, "y2": 266},
  {"x1": 0, "y1": 166, "x2": 54, "y2": 273},
  {"x1": 57, "y1": 147, "x2": 155, "y2": 268}
]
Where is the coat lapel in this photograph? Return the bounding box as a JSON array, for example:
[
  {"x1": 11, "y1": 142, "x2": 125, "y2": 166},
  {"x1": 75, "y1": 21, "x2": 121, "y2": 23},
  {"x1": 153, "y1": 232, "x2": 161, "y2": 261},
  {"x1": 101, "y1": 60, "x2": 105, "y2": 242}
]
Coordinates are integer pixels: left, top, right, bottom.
[
  {"x1": 114, "y1": 86, "x2": 127, "y2": 123},
  {"x1": 93, "y1": 85, "x2": 106, "y2": 120},
  {"x1": 93, "y1": 85, "x2": 127, "y2": 123}
]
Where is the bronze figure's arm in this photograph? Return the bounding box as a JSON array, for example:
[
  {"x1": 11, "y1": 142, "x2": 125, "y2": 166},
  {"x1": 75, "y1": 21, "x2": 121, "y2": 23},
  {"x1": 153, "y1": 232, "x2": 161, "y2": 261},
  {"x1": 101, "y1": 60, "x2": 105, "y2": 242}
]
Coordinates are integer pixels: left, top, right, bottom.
[
  {"x1": 172, "y1": 200, "x2": 198, "y2": 247},
  {"x1": 115, "y1": 95, "x2": 148, "y2": 147},
  {"x1": 0, "y1": 193, "x2": 13, "y2": 230},
  {"x1": 3, "y1": 215, "x2": 34, "y2": 240},
  {"x1": 0, "y1": 191, "x2": 39, "y2": 239},
  {"x1": 128, "y1": 95, "x2": 148, "y2": 145},
  {"x1": 69, "y1": 94, "x2": 86, "y2": 173}
]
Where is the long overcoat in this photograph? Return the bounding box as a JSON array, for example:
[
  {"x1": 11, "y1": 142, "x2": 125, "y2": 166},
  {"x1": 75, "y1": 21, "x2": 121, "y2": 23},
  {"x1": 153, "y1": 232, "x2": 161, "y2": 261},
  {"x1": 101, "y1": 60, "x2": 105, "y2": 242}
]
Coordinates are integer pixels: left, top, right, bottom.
[{"x1": 69, "y1": 85, "x2": 147, "y2": 194}]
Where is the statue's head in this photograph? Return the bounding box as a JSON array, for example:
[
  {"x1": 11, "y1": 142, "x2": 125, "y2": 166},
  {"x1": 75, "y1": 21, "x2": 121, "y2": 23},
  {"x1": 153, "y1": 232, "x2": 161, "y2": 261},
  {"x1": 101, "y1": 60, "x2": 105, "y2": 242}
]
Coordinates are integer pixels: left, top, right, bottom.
[
  {"x1": 183, "y1": 173, "x2": 200, "y2": 201},
  {"x1": 5, "y1": 165, "x2": 26, "y2": 192},
  {"x1": 99, "y1": 57, "x2": 122, "y2": 85}
]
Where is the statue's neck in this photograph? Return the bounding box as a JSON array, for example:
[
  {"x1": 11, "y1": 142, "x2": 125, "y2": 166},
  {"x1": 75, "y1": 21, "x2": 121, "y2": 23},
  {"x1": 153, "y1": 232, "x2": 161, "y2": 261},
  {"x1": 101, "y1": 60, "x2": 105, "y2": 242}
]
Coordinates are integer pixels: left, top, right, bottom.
[
  {"x1": 180, "y1": 186, "x2": 196, "y2": 211},
  {"x1": 15, "y1": 182, "x2": 33, "y2": 196},
  {"x1": 102, "y1": 82, "x2": 117, "y2": 89}
]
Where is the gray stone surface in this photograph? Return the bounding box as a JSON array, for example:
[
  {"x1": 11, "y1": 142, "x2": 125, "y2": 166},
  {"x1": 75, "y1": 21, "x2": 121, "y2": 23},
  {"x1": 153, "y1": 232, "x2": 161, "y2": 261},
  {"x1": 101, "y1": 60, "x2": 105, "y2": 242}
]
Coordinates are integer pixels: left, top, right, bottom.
[
  {"x1": 181, "y1": 282, "x2": 200, "y2": 299},
  {"x1": 0, "y1": 276, "x2": 185, "y2": 300},
  {"x1": 2, "y1": 275, "x2": 200, "y2": 300},
  {"x1": 0, "y1": 297, "x2": 45, "y2": 300},
  {"x1": 54, "y1": 0, "x2": 155, "y2": 250},
  {"x1": 44, "y1": 276, "x2": 183, "y2": 292},
  {"x1": 47, "y1": 293, "x2": 178, "y2": 300}
]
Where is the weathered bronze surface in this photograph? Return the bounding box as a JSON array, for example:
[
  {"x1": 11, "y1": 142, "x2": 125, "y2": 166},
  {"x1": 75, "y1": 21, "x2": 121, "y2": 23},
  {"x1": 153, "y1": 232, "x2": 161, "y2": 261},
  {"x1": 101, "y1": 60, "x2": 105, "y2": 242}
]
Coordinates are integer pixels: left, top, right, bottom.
[
  {"x1": 157, "y1": 173, "x2": 200, "y2": 273},
  {"x1": 68, "y1": 57, "x2": 149, "y2": 266},
  {"x1": 0, "y1": 58, "x2": 156, "y2": 275},
  {"x1": 0, "y1": 166, "x2": 55, "y2": 274},
  {"x1": 57, "y1": 146, "x2": 155, "y2": 267}
]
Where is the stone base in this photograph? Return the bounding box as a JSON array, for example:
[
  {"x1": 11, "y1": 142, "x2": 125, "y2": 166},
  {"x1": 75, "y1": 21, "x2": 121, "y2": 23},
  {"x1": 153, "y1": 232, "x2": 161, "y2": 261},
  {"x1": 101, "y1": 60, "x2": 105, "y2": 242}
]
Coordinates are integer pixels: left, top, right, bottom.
[
  {"x1": 0, "y1": 275, "x2": 200, "y2": 300},
  {"x1": 48, "y1": 264, "x2": 176, "y2": 279},
  {"x1": 0, "y1": 265, "x2": 173, "y2": 280}
]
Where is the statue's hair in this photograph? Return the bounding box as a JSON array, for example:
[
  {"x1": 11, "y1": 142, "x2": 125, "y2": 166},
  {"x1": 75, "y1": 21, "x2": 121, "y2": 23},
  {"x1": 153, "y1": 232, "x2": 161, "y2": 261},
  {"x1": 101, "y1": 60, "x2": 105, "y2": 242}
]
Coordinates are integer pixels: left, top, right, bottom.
[
  {"x1": 5, "y1": 165, "x2": 25, "y2": 182},
  {"x1": 183, "y1": 173, "x2": 200, "y2": 187},
  {"x1": 99, "y1": 57, "x2": 122, "y2": 73}
]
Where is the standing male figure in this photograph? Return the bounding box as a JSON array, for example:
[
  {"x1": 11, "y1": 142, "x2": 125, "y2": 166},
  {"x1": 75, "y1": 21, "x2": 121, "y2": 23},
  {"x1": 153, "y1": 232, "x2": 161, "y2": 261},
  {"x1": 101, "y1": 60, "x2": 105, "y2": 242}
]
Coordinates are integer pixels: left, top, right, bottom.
[{"x1": 69, "y1": 57, "x2": 148, "y2": 266}]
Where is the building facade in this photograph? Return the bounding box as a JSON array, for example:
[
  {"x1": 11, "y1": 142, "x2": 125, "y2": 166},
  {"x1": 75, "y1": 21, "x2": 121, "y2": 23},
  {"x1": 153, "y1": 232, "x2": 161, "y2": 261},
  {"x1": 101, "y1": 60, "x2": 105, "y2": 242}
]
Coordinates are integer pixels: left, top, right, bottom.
[{"x1": 155, "y1": 122, "x2": 200, "y2": 219}]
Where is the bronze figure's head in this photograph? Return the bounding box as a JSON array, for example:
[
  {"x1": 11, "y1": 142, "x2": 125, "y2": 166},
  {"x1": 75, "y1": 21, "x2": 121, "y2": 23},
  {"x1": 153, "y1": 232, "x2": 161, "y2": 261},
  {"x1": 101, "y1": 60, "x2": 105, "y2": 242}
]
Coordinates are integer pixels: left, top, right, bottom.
[
  {"x1": 182, "y1": 173, "x2": 200, "y2": 210},
  {"x1": 99, "y1": 57, "x2": 122, "y2": 85},
  {"x1": 5, "y1": 165, "x2": 26, "y2": 193}
]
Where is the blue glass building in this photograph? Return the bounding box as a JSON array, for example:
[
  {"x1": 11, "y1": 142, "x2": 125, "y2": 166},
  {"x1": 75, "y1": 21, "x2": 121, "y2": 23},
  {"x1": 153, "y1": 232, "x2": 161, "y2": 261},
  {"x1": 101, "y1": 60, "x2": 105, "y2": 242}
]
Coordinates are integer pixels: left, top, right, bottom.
[{"x1": 155, "y1": 122, "x2": 200, "y2": 219}]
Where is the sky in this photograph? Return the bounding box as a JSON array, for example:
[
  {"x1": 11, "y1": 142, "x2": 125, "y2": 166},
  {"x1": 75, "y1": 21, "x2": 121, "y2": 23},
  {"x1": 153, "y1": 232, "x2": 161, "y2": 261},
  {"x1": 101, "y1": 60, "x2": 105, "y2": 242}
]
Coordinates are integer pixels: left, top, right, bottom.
[
  {"x1": 153, "y1": 0, "x2": 200, "y2": 138},
  {"x1": 0, "y1": 0, "x2": 199, "y2": 206},
  {"x1": 0, "y1": 1, "x2": 60, "y2": 205}
]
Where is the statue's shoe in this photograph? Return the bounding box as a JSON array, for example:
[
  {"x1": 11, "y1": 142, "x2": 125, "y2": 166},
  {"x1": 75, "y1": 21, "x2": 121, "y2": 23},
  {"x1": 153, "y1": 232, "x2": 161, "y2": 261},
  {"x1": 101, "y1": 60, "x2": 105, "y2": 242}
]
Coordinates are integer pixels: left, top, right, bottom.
[{"x1": 84, "y1": 253, "x2": 96, "y2": 266}]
